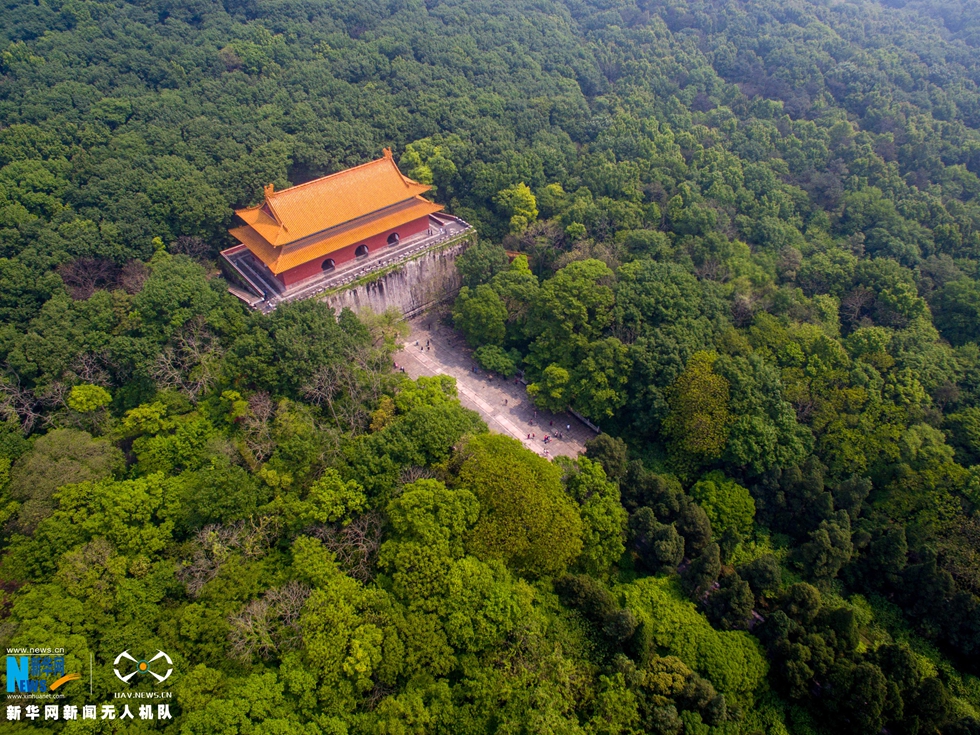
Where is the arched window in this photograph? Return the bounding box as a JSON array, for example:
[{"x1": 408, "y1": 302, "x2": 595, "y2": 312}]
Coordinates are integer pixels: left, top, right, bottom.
[
  {"x1": 321, "y1": 258, "x2": 335, "y2": 272},
  {"x1": 355, "y1": 244, "x2": 369, "y2": 259},
  {"x1": 387, "y1": 232, "x2": 400, "y2": 246}
]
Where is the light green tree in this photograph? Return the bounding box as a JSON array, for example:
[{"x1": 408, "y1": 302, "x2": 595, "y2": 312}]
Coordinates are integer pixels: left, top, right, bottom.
[
  {"x1": 494, "y1": 182, "x2": 538, "y2": 233},
  {"x1": 458, "y1": 434, "x2": 583, "y2": 578},
  {"x1": 689, "y1": 470, "x2": 756, "y2": 544},
  {"x1": 67, "y1": 384, "x2": 111, "y2": 413},
  {"x1": 526, "y1": 364, "x2": 571, "y2": 412},
  {"x1": 558, "y1": 457, "x2": 627, "y2": 576},
  {"x1": 663, "y1": 351, "x2": 732, "y2": 465}
]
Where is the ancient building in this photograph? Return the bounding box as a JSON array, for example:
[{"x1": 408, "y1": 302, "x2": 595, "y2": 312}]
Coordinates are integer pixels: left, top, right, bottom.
[{"x1": 221, "y1": 149, "x2": 472, "y2": 313}]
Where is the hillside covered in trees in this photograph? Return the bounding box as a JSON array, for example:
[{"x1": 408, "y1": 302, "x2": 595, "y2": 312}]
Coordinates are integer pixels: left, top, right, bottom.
[{"x1": 2, "y1": 0, "x2": 980, "y2": 732}]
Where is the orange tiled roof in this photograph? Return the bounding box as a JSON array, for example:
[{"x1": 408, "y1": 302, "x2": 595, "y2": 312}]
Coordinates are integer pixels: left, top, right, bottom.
[
  {"x1": 234, "y1": 149, "x2": 433, "y2": 247},
  {"x1": 231, "y1": 196, "x2": 443, "y2": 274}
]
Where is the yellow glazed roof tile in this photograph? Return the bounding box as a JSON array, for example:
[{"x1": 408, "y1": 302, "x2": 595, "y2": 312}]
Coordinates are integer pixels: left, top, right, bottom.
[
  {"x1": 231, "y1": 196, "x2": 444, "y2": 275},
  {"x1": 228, "y1": 224, "x2": 280, "y2": 268},
  {"x1": 234, "y1": 149, "x2": 432, "y2": 247}
]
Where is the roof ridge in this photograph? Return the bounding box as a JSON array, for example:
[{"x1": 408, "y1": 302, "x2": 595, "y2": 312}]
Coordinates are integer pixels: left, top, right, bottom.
[
  {"x1": 263, "y1": 195, "x2": 286, "y2": 233},
  {"x1": 267, "y1": 149, "x2": 406, "y2": 199},
  {"x1": 234, "y1": 149, "x2": 432, "y2": 247}
]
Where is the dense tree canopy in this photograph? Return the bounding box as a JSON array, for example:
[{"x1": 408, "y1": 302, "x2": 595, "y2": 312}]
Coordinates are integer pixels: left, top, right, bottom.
[{"x1": 3, "y1": 0, "x2": 980, "y2": 732}]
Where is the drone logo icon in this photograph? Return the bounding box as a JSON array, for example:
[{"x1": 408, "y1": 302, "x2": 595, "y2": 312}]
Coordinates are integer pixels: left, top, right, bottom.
[{"x1": 113, "y1": 650, "x2": 173, "y2": 684}]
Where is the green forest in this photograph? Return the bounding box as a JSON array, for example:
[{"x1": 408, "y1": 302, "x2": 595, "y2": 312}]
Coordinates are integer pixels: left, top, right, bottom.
[{"x1": 2, "y1": 0, "x2": 980, "y2": 731}]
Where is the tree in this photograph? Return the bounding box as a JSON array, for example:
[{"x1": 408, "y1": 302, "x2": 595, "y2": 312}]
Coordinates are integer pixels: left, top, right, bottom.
[
  {"x1": 494, "y1": 182, "x2": 538, "y2": 233},
  {"x1": 555, "y1": 574, "x2": 618, "y2": 626},
  {"x1": 173, "y1": 458, "x2": 270, "y2": 533},
  {"x1": 300, "y1": 469, "x2": 368, "y2": 526},
  {"x1": 622, "y1": 576, "x2": 769, "y2": 711},
  {"x1": 570, "y1": 337, "x2": 632, "y2": 420},
  {"x1": 66, "y1": 384, "x2": 111, "y2": 413},
  {"x1": 456, "y1": 239, "x2": 510, "y2": 290},
  {"x1": 526, "y1": 364, "x2": 571, "y2": 412},
  {"x1": 681, "y1": 543, "x2": 721, "y2": 599},
  {"x1": 825, "y1": 661, "x2": 889, "y2": 735},
  {"x1": 452, "y1": 284, "x2": 507, "y2": 347},
  {"x1": 704, "y1": 571, "x2": 754, "y2": 630},
  {"x1": 585, "y1": 433, "x2": 629, "y2": 482},
  {"x1": 131, "y1": 252, "x2": 219, "y2": 341},
  {"x1": 559, "y1": 457, "x2": 627, "y2": 576},
  {"x1": 8, "y1": 428, "x2": 124, "y2": 532},
  {"x1": 473, "y1": 345, "x2": 518, "y2": 377},
  {"x1": 737, "y1": 555, "x2": 782, "y2": 600},
  {"x1": 20, "y1": 472, "x2": 181, "y2": 577},
  {"x1": 457, "y1": 434, "x2": 583, "y2": 578},
  {"x1": 527, "y1": 259, "x2": 615, "y2": 369},
  {"x1": 629, "y1": 508, "x2": 685, "y2": 574},
  {"x1": 663, "y1": 352, "x2": 732, "y2": 466},
  {"x1": 689, "y1": 471, "x2": 756, "y2": 546},
  {"x1": 780, "y1": 583, "x2": 823, "y2": 626},
  {"x1": 945, "y1": 407, "x2": 980, "y2": 466},
  {"x1": 796, "y1": 511, "x2": 853, "y2": 582},
  {"x1": 268, "y1": 300, "x2": 365, "y2": 398},
  {"x1": 400, "y1": 136, "x2": 459, "y2": 197},
  {"x1": 489, "y1": 254, "x2": 539, "y2": 340},
  {"x1": 291, "y1": 536, "x2": 401, "y2": 718},
  {"x1": 715, "y1": 352, "x2": 811, "y2": 476},
  {"x1": 932, "y1": 279, "x2": 980, "y2": 346},
  {"x1": 674, "y1": 496, "x2": 714, "y2": 557},
  {"x1": 904, "y1": 677, "x2": 955, "y2": 733}
]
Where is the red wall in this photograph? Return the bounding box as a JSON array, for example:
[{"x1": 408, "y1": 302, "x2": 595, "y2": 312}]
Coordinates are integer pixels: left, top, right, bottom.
[{"x1": 277, "y1": 216, "x2": 431, "y2": 287}]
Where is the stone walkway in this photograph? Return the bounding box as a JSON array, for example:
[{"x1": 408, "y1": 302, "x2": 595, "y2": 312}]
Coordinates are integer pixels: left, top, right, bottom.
[{"x1": 394, "y1": 320, "x2": 596, "y2": 460}]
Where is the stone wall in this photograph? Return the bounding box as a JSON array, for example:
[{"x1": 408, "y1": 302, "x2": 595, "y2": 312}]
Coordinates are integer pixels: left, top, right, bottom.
[{"x1": 319, "y1": 234, "x2": 474, "y2": 318}]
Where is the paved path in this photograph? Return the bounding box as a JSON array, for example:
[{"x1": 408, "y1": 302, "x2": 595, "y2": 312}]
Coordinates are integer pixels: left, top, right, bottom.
[{"x1": 394, "y1": 320, "x2": 596, "y2": 460}]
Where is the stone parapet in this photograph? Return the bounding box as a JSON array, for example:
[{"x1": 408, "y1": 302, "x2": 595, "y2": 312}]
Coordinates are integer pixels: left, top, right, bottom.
[{"x1": 221, "y1": 215, "x2": 474, "y2": 316}]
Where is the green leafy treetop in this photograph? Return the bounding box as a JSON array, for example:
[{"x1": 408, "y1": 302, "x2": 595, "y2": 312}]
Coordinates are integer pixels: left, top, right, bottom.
[
  {"x1": 494, "y1": 182, "x2": 538, "y2": 234},
  {"x1": 689, "y1": 471, "x2": 756, "y2": 544},
  {"x1": 663, "y1": 351, "x2": 733, "y2": 470},
  {"x1": 457, "y1": 434, "x2": 583, "y2": 578},
  {"x1": 66, "y1": 384, "x2": 111, "y2": 413}
]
